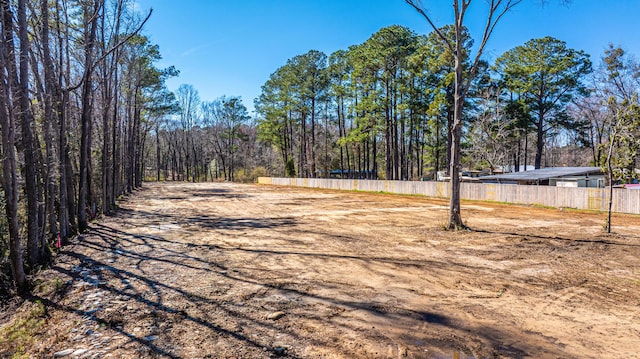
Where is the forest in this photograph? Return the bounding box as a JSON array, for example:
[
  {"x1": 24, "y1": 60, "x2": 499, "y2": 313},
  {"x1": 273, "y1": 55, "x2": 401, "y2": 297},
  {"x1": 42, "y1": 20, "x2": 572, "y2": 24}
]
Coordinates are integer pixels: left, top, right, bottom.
[
  {"x1": 1, "y1": 0, "x2": 639, "y2": 295},
  {"x1": 0, "y1": 0, "x2": 175, "y2": 294}
]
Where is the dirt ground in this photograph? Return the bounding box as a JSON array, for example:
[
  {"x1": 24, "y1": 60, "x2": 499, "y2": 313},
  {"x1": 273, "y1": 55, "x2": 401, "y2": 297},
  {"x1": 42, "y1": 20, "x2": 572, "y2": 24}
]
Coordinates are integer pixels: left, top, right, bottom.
[{"x1": 1, "y1": 182, "x2": 640, "y2": 359}]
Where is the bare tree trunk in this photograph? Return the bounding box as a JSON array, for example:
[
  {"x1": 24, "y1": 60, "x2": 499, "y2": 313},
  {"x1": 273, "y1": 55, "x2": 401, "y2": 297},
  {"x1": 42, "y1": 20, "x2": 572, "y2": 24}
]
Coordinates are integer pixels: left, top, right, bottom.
[
  {"x1": 0, "y1": 0, "x2": 27, "y2": 292},
  {"x1": 41, "y1": 0, "x2": 59, "y2": 243},
  {"x1": 406, "y1": 0, "x2": 521, "y2": 230},
  {"x1": 14, "y1": 0, "x2": 42, "y2": 266},
  {"x1": 78, "y1": 0, "x2": 100, "y2": 231},
  {"x1": 449, "y1": 72, "x2": 464, "y2": 228},
  {"x1": 310, "y1": 96, "x2": 317, "y2": 178},
  {"x1": 535, "y1": 111, "x2": 544, "y2": 169},
  {"x1": 393, "y1": 86, "x2": 400, "y2": 180},
  {"x1": 111, "y1": 61, "x2": 120, "y2": 207},
  {"x1": 126, "y1": 89, "x2": 138, "y2": 191},
  {"x1": 133, "y1": 98, "x2": 142, "y2": 187},
  {"x1": 53, "y1": 0, "x2": 71, "y2": 239},
  {"x1": 446, "y1": 5, "x2": 467, "y2": 229},
  {"x1": 384, "y1": 81, "x2": 392, "y2": 180},
  {"x1": 0, "y1": 95, "x2": 27, "y2": 292},
  {"x1": 100, "y1": 3, "x2": 112, "y2": 215},
  {"x1": 604, "y1": 122, "x2": 619, "y2": 233},
  {"x1": 156, "y1": 122, "x2": 161, "y2": 181},
  {"x1": 101, "y1": 87, "x2": 112, "y2": 213},
  {"x1": 606, "y1": 165, "x2": 614, "y2": 233}
]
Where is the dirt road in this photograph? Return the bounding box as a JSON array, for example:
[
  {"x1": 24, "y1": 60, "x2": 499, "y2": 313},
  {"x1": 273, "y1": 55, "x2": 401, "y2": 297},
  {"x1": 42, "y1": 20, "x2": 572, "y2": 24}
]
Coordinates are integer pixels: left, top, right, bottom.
[{"x1": 1, "y1": 182, "x2": 639, "y2": 358}]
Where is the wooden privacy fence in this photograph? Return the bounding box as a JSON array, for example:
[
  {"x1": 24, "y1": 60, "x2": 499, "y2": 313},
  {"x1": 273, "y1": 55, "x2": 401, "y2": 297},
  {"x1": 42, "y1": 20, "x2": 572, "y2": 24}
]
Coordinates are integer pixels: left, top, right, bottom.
[{"x1": 257, "y1": 177, "x2": 640, "y2": 215}]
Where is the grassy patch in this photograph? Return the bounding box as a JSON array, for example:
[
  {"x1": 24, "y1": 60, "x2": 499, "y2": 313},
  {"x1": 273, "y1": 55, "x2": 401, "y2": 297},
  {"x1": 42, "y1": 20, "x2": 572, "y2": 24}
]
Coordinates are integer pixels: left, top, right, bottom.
[
  {"x1": 0, "y1": 300, "x2": 47, "y2": 358},
  {"x1": 33, "y1": 277, "x2": 65, "y2": 297}
]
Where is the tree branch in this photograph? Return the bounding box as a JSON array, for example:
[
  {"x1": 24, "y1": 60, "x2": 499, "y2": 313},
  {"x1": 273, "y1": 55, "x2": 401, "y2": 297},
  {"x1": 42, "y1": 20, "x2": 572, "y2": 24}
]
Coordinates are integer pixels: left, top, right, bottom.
[
  {"x1": 464, "y1": 0, "x2": 523, "y2": 97},
  {"x1": 404, "y1": 0, "x2": 455, "y2": 54},
  {"x1": 65, "y1": 8, "x2": 153, "y2": 91}
]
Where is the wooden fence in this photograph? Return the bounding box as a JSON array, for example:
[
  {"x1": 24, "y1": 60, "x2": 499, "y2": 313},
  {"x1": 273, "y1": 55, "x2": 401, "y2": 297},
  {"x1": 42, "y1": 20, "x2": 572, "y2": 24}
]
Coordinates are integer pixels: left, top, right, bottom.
[{"x1": 257, "y1": 177, "x2": 640, "y2": 215}]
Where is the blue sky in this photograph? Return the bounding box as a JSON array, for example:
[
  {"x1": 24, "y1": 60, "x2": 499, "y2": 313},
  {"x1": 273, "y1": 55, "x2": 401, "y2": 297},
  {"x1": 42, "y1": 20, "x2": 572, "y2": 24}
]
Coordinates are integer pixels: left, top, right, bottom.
[{"x1": 134, "y1": 0, "x2": 640, "y2": 115}]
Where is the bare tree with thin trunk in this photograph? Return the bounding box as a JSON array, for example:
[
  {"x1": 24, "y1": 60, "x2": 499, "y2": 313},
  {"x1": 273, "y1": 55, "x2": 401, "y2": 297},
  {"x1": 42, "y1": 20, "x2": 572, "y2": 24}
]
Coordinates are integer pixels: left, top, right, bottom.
[
  {"x1": 599, "y1": 45, "x2": 640, "y2": 233},
  {"x1": 406, "y1": 0, "x2": 522, "y2": 229},
  {"x1": 40, "y1": 0, "x2": 59, "y2": 248},
  {"x1": 0, "y1": 0, "x2": 27, "y2": 293},
  {"x1": 9, "y1": 0, "x2": 44, "y2": 267}
]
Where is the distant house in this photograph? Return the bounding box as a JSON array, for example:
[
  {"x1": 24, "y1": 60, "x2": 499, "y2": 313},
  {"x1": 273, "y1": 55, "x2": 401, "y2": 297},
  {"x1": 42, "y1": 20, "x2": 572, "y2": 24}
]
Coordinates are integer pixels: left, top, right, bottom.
[
  {"x1": 479, "y1": 167, "x2": 605, "y2": 187},
  {"x1": 500, "y1": 165, "x2": 536, "y2": 173}
]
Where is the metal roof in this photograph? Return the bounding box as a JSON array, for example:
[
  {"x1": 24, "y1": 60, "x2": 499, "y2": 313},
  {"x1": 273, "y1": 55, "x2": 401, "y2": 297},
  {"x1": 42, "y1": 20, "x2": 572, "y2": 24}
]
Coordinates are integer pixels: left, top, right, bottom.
[{"x1": 480, "y1": 167, "x2": 603, "y2": 182}]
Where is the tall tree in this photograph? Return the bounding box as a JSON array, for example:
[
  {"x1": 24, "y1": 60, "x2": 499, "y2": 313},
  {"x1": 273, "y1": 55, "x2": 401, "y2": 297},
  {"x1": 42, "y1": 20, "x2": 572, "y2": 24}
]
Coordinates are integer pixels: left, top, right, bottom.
[
  {"x1": 493, "y1": 36, "x2": 592, "y2": 169},
  {"x1": 175, "y1": 84, "x2": 200, "y2": 181},
  {"x1": 98, "y1": 0, "x2": 124, "y2": 215},
  {"x1": 256, "y1": 65, "x2": 293, "y2": 176},
  {"x1": 54, "y1": 0, "x2": 75, "y2": 240},
  {"x1": 406, "y1": 0, "x2": 522, "y2": 229},
  {"x1": 298, "y1": 50, "x2": 329, "y2": 178},
  {"x1": 284, "y1": 50, "x2": 329, "y2": 178},
  {"x1": 202, "y1": 97, "x2": 251, "y2": 181},
  {"x1": 363, "y1": 26, "x2": 418, "y2": 180},
  {"x1": 40, "y1": 0, "x2": 59, "y2": 247},
  {"x1": 420, "y1": 25, "x2": 474, "y2": 175},
  {"x1": 119, "y1": 35, "x2": 175, "y2": 188},
  {"x1": 467, "y1": 86, "x2": 514, "y2": 171},
  {"x1": 0, "y1": 0, "x2": 27, "y2": 293},
  {"x1": 17, "y1": 0, "x2": 43, "y2": 268},
  {"x1": 328, "y1": 49, "x2": 353, "y2": 177},
  {"x1": 77, "y1": 0, "x2": 101, "y2": 232},
  {"x1": 598, "y1": 45, "x2": 640, "y2": 233},
  {"x1": 257, "y1": 55, "x2": 323, "y2": 178}
]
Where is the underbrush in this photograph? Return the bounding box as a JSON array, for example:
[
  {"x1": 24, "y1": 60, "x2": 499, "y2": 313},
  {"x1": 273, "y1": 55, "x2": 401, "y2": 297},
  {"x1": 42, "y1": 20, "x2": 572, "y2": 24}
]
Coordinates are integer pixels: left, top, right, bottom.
[
  {"x1": 0, "y1": 260, "x2": 12, "y2": 302},
  {"x1": 0, "y1": 299, "x2": 47, "y2": 358},
  {"x1": 0, "y1": 261, "x2": 67, "y2": 358}
]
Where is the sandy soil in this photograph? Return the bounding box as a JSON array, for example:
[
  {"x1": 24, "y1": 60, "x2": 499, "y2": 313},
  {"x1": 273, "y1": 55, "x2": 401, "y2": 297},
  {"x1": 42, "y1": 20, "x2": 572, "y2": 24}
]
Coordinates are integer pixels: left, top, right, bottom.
[{"x1": 1, "y1": 181, "x2": 640, "y2": 358}]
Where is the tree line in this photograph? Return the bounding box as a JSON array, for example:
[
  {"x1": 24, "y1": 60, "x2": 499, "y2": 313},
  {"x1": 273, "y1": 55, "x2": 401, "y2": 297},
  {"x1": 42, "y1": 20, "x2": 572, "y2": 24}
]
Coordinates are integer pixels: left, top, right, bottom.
[
  {"x1": 253, "y1": 28, "x2": 638, "y2": 197},
  {"x1": 254, "y1": 26, "x2": 601, "y2": 180},
  {"x1": 145, "y1": 84, "x2": 269, "y2": 184}
]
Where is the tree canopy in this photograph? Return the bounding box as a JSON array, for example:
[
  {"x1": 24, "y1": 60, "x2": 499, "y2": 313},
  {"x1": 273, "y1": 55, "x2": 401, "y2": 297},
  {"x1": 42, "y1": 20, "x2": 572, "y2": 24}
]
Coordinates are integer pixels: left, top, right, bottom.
[{"x1": 494, "y1": 36, "x2": 592, "y2": 168}]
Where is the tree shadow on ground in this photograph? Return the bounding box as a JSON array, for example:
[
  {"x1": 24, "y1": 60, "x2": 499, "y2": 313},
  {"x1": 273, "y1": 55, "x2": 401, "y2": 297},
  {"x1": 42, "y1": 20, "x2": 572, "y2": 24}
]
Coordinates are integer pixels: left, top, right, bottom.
[
  {"x1": 188, "y1": 188, "x2": 251, "y2": 199},
  {"x1": 187, "y1": 215, "x2": 296, "y2": 230},
  {"x1": 34, "y1": 194, "x2": 565, "y2": 358},
  {"x1": 471, "y1": 227, "x2": 640, "y2": 247}
]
